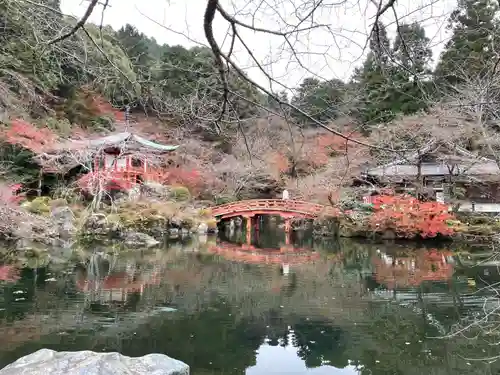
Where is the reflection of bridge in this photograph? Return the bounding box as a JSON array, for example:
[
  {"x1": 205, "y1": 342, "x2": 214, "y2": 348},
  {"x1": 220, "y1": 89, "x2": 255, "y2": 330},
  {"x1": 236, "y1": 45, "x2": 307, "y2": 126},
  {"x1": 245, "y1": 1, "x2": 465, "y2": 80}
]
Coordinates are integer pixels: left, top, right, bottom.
[
  {"x1": 211, "y1": 199, "x2": 337, "y2": 236},
  {"x1": 207, "y1": 242, "x2": 322, "y2": 266}
]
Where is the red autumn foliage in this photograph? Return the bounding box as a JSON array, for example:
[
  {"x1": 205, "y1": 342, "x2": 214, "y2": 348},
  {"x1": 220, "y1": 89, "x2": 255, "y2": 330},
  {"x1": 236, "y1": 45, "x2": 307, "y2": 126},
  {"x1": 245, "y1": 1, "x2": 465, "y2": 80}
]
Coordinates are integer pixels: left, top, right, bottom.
[
  {"x1": 92, "y1": 96, "x2": 125, "y2": 121},
  {"x1": 0, "y1": 265, "x2": 20, "y2": 283},
  {"x1": 80, "y1": 88, "x2": 125, "y2": 121},
  {"x1": 163, "y1": 168, "x2": 205, "y2": 192},
  {"x1": 77, "y1": 171, "x2": 135, "y2": 193},
  {"x1": 303, "y1": 131, "x2": 365, "y2": 170},
  {"x1": 267, "y1": 151, "x2": 290, "y2": 175},
  {"x1": 0, "y1": 119, "x2": 58, "y2": 154},
  {"x1": 372, "y1": 249, "x2": 454, "y2": 289},
  {"x1": 0, "y1": 183, "x2": 24, "y2": 205},
  {"x1": 369, "y1": 194, "x2": 456, "y2": 238}
]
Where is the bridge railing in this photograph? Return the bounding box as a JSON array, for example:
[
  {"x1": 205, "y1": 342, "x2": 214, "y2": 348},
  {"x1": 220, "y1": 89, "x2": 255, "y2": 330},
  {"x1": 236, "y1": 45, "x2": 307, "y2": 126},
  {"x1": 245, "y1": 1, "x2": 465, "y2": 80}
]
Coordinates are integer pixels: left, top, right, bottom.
[{"x1": 211, "y1": 199, "x2": 337, "y2": 217}]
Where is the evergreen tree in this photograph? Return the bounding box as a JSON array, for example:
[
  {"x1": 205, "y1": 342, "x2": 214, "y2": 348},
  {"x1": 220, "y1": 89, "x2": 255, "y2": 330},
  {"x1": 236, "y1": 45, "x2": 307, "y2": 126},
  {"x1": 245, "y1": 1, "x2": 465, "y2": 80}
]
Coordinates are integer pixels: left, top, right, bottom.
[
  {"x1": 116, "y1": 24, "x2": 153, "y2": 70},
  {"x1": 389, "y1": 22, "x2": 434, "y2": 114},
  {"x1": 370, "y1": 21, "x2": 392, "y2": 66},
  {"x1": 435, "y1": 0, "x2": 500, "y2": 85},
  {"x1": 267, "y1": 91, "x2": 289, "y2": 112},
  {"x1": 291, "y1": 78, "x2": 346, "y2": 125},
  {"x1": 393, "y1": 23, "x2": 432, "y2": 77},
  {"x1": 351, "y1": 23, "x2": 394, "y2": 125},
  {"x1": 352, "y1": 22, "x2": 433, "y2": 125}
]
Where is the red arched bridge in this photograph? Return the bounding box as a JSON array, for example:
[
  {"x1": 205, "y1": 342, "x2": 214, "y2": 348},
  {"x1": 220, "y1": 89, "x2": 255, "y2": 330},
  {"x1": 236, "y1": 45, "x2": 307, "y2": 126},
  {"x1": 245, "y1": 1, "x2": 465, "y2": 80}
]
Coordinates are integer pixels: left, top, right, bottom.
[
  {"x1": 211, "y1": 199, "x2": 337, "y2": 219},
  {"x1": 211, "y1": 199, "x2": 338, "y2": 233}
]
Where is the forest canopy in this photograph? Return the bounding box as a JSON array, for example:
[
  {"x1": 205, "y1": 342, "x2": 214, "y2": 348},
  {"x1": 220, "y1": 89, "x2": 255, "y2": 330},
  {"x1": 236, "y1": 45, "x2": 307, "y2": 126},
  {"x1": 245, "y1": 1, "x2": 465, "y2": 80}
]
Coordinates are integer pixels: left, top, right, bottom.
[{"x1": 2, "y1": 0, "x2": 500, "y2": 133}]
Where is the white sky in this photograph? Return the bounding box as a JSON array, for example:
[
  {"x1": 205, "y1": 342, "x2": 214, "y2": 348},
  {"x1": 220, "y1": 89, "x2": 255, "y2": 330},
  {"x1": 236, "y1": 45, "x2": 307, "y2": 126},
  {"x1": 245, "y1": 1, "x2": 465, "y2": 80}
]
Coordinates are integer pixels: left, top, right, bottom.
[{"x1": 60, "y1": 0, "x2": 457, "y2": 92}]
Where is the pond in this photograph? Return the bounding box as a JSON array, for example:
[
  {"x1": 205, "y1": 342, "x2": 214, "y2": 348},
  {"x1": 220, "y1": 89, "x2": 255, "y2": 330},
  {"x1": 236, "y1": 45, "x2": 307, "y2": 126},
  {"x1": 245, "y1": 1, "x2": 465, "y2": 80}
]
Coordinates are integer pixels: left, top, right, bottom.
[{"x1": 0, "y1": 227, "x2": 499, "y2": 375}]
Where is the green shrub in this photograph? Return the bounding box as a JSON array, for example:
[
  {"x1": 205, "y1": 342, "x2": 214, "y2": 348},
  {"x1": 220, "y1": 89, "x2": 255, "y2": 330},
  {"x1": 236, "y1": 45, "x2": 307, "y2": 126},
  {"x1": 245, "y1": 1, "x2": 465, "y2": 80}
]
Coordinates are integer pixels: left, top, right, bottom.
[
  {"x1": 25, "y1": 196, "x2": 51, "y2": 215},
  {"x1": 52, "y1": 184, "x2": 83, "y2": 204},
  {"x1": 43, "y1": 118, "x2": 72, "y2": 136},
  {"x1": 456, "y1": 213, "x2": 497, "y2": 225},
  {"x1": 168, "y1": 186, "x2": 191, "y2": 201},
  {"x1": 214, "y1": 195, "x2": 235, "y2": 205},
  {"x1": 197, "y1": 208, "x2": 212, "y2": 217},
  {"x1": 91, "y1": 115, "x2": 115, "y2": 132},
  {"x1": 205, "y1": 218, "x2": 218, "y2": 230}
]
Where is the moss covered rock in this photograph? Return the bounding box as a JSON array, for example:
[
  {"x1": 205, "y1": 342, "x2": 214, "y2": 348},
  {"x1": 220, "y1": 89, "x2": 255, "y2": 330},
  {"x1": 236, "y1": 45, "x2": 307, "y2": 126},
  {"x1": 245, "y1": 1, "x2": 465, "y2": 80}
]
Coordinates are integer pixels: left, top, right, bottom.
[
  {"x1": 23, "y1": 196, "x2": 51, "y2": 215},
  {"x1": 168, "y1": 186, "x2": 191, "y2": 202},
  {"x1": 313, "y1": 214, "x2": 370, "y2": 238},
  {"x1": 79, "y1": 200, "x2": 217, "y2": 242}
]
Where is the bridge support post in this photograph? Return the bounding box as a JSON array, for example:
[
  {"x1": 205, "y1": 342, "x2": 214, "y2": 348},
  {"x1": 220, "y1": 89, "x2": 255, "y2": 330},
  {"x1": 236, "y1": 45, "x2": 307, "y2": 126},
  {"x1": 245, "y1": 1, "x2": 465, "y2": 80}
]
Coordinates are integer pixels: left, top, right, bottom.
[
  {"x1": 246, "y1": 216, "x2": 252, "y2": 234},
  {"x1": 244, "y1": 215, "x2": 254, "y2": 245},
  {"x1": 284, "y1": 218, "x2": 292, "y2": 245},
  {"x1": 284, "y1": 218, "x2": 291, "y2": 233}
]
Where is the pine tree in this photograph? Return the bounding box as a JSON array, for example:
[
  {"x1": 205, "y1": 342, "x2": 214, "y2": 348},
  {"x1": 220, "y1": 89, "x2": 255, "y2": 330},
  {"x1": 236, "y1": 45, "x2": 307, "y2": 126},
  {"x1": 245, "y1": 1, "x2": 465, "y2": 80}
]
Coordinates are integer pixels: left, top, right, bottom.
[
  {"x1": 291, "y1": 78, "x2": 346, "y2": 125},
  {"x1": 370, "y1": 21, "x2": 392, "y2": 67},
  {"x1": 351, "y1": 23, "x2": 394, "y2": 124},
  {"x1": 435, "y1": 0, "x2": 500, "y2": 85},
  {"x1": 390, "y1": 22, "x2": 433, "y2": 114},
  {"x1": 351, "y1": 22, "x2": 434, "y2": 125},
  {"x1": 267, "y1": 91, "x2": 289, "y2": 112},
  {"x1": 393, "y1": 23, "x2": 432, "y2": 77},
  {"x1": 116, "y1": 24, "x2": 153, "y2": 70}
]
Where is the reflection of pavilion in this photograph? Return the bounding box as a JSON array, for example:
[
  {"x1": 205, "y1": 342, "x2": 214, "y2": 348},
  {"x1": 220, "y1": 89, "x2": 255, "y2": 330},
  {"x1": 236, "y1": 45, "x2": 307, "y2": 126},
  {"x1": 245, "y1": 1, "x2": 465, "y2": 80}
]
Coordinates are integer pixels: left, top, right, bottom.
[
  {"x1": 75, "y1": 266, "x2": 162, "y2": 304},
  {"x1": 372, "y1": 250, "x2": 455, "y2": 290}
]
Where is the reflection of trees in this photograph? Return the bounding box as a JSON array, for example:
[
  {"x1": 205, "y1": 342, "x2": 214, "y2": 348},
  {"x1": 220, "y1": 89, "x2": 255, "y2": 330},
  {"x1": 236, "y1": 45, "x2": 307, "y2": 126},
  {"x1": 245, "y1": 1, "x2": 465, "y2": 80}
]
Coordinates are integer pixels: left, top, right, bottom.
[
  {"x1": 54, "y1": 301, "x2": 265, "y2": 374},
  {"x1": 347, "y1": 304, "x2": 500, "y2": 375},
  {"x1": 372, "y1": 249, "x2": 455, "y2": 290},
  {"x1": 75, "y1": 252, "x2": 165, "y2": 308},
  {"x1": 292, "y1": 318, "x2": 349, "y2": 368},
  {"x1": 0, "y1": 238, "x2": 499, "y2": 375}
]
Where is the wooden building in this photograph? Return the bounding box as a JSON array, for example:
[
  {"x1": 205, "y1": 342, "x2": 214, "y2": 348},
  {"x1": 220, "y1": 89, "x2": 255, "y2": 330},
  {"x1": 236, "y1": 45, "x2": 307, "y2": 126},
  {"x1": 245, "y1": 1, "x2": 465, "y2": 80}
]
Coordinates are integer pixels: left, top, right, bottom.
[
  {"x1": 88, "y1": 132, "x2": 178, "y2": 188},
  {"x1": 356, "y1": 140, "x2": 500, "y2": 212},
  {"x1": 39, "y1": 132, "x2": 179, "y2": 193}
]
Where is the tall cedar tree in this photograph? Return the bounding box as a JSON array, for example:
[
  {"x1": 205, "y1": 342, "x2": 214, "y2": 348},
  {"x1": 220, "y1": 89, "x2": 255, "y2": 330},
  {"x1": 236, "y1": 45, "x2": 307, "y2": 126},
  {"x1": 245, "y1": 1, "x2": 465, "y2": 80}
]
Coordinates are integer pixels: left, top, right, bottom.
[
  {"x1": 290, "y1": 78, "x2": 346, "y2": 126},
  {"x1": 435, "y1": 0, "x2": 500, "y2": 86},
  {"x1": 351, "y1": 22, "x2": 394, "y2": 125},
  {"x1": 390, "y1": 22, "x2": 433, "y2": 114}
]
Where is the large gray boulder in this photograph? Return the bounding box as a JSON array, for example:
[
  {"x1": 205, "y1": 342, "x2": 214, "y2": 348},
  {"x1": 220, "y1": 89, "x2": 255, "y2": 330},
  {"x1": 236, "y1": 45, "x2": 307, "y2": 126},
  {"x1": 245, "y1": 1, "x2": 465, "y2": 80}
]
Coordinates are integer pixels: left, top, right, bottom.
[{"x1": 0, "y1": 349, "x2": 189, "y2": 375}]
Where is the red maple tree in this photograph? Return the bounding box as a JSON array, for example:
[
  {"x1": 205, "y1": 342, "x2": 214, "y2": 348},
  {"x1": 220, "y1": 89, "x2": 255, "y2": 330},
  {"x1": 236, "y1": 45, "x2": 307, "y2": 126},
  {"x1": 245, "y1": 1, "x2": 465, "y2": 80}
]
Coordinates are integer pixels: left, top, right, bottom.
[
  {"x1": 0, "y1": 265, "x2": 20, "y2": 283},
  {"x1": 303, "y1": 131, "x2": 365, "y2": 170},
  {"x1": 0, "y1": 119, "x2": 58, "y2": 154},
  {"x1": 91, "y1": 96, "x2": 125, "y2": 121},
  {"x1": 77, "y1": 171, "x2": 135, "y2": 194},
  {"x1": 0, "y1": 183, "x2": 24, "y2": 206},
  {"x1": 369, "y1": 194, "x2": 456, "y2": 238},
  {"x1": 163, "y1": 168, "x2": 205, "y2": 193},
  {"x1": 79, "y1": 88, "x2": 125, "y2": 121}
]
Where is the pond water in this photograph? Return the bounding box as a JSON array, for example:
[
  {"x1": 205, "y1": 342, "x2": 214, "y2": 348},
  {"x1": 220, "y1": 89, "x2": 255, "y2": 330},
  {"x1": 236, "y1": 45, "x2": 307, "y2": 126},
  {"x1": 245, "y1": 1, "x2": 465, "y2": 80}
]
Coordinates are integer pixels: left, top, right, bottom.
[{"x1": 0, "y1": 227, "x2": 499, "y2": 375}]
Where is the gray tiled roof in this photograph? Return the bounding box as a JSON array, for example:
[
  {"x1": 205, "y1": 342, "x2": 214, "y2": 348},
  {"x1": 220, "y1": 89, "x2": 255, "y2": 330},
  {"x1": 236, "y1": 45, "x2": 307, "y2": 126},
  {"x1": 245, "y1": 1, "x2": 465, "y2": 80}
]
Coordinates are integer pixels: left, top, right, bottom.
[
  {"x1": 59, "y1": 132, "x2": 179, "y2": 152},
  {"x1": 365, "y1": 140, "x2": 500, "y2": 177},
  {"x1": 366, "y1": 161, "x2": 500, "y2": 177}
]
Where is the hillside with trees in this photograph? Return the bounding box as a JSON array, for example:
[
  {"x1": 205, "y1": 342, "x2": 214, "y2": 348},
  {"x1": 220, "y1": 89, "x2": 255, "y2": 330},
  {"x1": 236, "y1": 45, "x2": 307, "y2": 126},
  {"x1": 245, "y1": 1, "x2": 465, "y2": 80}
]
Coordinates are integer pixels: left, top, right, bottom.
[{"x1": 0, "y1": 0, "x2": 500, "y2": 207}]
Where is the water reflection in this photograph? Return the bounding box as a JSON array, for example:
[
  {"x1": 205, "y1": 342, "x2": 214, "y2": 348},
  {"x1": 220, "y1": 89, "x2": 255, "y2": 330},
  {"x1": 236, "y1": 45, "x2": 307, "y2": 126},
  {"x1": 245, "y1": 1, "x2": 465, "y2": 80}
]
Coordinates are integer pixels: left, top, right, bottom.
[
  {"x1": 0, "y1": 235, "x2": 498, "y2": 374},
  {"x1": 371, "y1": 249, "x2": 455, "y2": 289}
]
